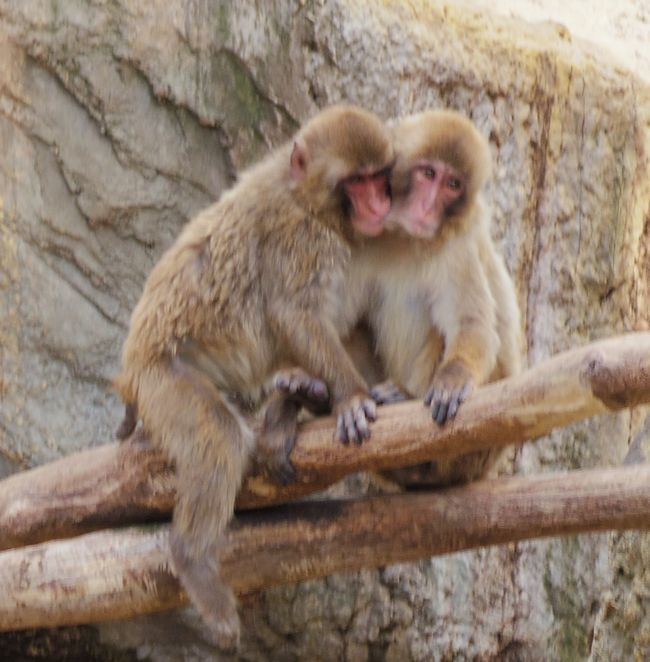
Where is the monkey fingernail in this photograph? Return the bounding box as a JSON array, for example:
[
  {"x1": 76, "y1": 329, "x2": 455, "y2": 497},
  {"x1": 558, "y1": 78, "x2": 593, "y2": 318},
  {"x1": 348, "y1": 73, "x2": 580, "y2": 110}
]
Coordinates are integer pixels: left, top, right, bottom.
[
  {"x1": 363, "y1": 400, "x2": 377, "y2": 421},
  {"x1": 354, "y1": 413, "x2": 370, "y2": 439},
  {"x1": 459, "y1": 383, "x2": 471, "y2": 402},
  {"x1": 434, "y1": 400, "x2": 449, "y2": 425},
  {"x1": 345, "y1": 412, "x2": 359, "y2": 444}
]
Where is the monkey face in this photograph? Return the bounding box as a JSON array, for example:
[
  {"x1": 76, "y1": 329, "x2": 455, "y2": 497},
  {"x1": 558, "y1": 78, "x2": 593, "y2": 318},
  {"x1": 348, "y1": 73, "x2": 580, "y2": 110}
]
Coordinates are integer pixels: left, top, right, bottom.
[
  {"x1": 290, "y1": 105, "x2": 394, "y2": 238},
  {"x1": 340, "y1": 169, "x2": 392, "y2": 237},
  {"x1": 390, "y1": 159, "x2": 465, "y2": 239},
  {"x1": 386, "y1": 109, "x2": 492, "y2": 241}
]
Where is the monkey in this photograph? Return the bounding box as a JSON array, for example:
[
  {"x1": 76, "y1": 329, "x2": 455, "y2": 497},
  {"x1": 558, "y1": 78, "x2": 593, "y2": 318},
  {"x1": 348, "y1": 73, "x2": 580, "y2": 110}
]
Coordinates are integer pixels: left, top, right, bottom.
[
  {"x1": 112, "y1": 105, "x2": 394, "y2": 650},
  {"x1": 366, "y1": 109, "x2": 522, "y2": 486},
  {"x1": 263, "y1": 109, "x2": 522, "y2": 488},
  {"x1": 376, "y1": 110, "x2": 520, "y2": 409}
]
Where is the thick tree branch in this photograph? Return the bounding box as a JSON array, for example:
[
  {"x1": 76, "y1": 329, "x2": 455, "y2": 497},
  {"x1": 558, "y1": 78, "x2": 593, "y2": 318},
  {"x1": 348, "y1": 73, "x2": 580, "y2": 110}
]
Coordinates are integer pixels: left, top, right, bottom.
[
  {"x1": 1, "y1": 464, "x2": 649, "y2": 632},
  {"x1": 1, "y1": 332, "x2": 650, "y2": 551}
]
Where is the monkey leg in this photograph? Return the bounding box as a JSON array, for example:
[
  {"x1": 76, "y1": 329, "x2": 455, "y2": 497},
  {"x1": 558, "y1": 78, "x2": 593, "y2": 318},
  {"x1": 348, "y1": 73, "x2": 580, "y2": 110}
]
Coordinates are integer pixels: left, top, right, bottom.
[
  {"x1": 369, "y1": 380, "x2": 409, "y2": 405},
  {"x1": 256, "y1": 393, "x2": 301, "y2": 484},
  {"x1": 256, "y1": 369, "x2": 331, "y2": 483},
  {"x1": 169, "y1": 527, "x2": 240, "y2": 652},
  {"x1": 136, "y1": 359, "x2": 254, "y2": 652}
]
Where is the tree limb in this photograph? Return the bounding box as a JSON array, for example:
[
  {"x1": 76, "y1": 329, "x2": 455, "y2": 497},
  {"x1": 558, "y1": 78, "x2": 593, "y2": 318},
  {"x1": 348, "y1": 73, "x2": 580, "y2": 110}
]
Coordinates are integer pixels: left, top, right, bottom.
[
  {"x1": 1, "y1": 332, "x2": 650, "y2": 551},
  {"x1": 1, "y1": 464, "x2": 649, "y2": 632}
]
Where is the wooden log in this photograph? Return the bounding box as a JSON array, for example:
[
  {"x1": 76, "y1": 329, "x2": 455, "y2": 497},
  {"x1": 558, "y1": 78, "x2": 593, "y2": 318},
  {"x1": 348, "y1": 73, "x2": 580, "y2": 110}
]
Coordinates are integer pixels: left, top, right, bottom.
[
  {"x1": 1, "y1": 464, "x2": 650, "y2": 632},
  {"x1": 2, "y1": 331, "x2": 650, "y2": 551}
]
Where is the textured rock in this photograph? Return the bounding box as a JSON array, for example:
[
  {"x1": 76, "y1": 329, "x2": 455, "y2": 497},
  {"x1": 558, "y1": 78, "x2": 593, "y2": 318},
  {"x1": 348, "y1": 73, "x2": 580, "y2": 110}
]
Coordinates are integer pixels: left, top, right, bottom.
[{"x1": 0, "y1": 0, "x2": 648, "y2": 659}]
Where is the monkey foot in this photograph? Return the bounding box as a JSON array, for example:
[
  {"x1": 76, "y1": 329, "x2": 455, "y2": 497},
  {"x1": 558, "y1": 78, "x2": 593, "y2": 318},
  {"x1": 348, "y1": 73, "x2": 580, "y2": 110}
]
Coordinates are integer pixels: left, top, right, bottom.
[
  {"x1": 169, "y1": 534, "x2": 241, "y2": 653},
  {"x1": 275, "y1": 368, "x2": 331, "y2": 414},
  {"x1": 199, "y1": 606, "x2": 241, "y2": 653},
  {"x1": 370, "y1": 380, "x2": 408, "y2": 405},
  {"x1": 255, "y1": 431, "x2": 297, "y2": 485}
]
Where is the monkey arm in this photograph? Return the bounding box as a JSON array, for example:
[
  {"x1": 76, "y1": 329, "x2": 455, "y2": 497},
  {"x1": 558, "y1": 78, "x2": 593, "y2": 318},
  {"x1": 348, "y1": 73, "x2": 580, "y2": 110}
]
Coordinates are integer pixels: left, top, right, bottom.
[
  {"x1": 436, "y1": 252, "x2": 499, "y2": 383},
  {"x1": 268, "y1": 303, "x2": 366, "y2": 398},
  {"x1": 267, "y1": 302, "x2": 376, "y2": 443},
  {"x1": 428, "y1": 254, "x2": 499, "y2": 423}
]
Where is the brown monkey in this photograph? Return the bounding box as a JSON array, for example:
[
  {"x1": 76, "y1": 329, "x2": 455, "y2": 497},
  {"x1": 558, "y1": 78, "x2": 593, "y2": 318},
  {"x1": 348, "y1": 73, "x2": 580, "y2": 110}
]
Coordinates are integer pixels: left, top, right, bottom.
[
  {"x1": 113, "y1": 105, "x2": 394, "y2": 649},
  {"x1": 267, "y1": 109, "x2": 521, "y2": 487}
]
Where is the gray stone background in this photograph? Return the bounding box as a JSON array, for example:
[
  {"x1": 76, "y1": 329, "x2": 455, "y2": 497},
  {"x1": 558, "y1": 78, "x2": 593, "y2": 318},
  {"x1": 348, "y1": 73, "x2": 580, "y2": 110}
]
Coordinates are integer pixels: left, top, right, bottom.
[{"x1": 0, "y1": 1, "x2": 648, "y2": 659}]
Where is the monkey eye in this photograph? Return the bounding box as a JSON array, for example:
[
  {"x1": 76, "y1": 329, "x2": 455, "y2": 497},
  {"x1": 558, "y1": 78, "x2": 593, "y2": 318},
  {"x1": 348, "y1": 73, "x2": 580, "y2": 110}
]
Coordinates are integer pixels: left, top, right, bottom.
[
  {"x1": 446, "y1": 176, "x2": 462, "y2": 190},
  {"x1": 422, "y1": 167, "x2": 436, "y2": 180}
]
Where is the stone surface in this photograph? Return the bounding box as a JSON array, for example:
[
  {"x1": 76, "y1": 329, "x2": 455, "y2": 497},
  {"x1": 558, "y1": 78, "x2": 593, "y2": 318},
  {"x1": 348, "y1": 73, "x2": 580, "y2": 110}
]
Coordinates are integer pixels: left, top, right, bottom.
[{"x1": 0, "y1": 0, "x2": 648, "y2": 659}]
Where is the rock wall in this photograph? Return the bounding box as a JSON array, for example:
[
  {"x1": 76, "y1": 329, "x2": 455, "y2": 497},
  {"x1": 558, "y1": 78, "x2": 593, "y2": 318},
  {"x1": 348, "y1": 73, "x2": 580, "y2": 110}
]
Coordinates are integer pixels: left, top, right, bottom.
[{"x1": 0, "y1": 0, "x2": 648, "y2": 659}]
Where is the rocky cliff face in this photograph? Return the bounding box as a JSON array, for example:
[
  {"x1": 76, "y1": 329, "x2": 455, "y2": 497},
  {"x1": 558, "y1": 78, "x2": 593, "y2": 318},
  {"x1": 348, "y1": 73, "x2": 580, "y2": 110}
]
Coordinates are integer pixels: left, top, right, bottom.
[{"x1": 1, "y1": 1, "x2": 648, "y2": 659}]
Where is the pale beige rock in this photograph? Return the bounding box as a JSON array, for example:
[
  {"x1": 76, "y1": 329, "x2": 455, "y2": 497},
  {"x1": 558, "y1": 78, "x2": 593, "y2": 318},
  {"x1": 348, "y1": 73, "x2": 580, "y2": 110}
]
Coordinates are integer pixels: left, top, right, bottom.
[{"x1": 0, "y1": 0, "x2": 648, "y2": 659}]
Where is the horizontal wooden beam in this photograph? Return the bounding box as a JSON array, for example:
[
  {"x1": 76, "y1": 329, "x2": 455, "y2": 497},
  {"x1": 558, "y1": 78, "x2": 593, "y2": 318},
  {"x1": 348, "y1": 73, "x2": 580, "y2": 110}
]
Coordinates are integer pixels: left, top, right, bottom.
[
  {"x1": 1, "y1": 464, "x2": 649, "y2": 632},
  {"x1": 1, "y1": 332, "x2": 650, "y2": 550}
]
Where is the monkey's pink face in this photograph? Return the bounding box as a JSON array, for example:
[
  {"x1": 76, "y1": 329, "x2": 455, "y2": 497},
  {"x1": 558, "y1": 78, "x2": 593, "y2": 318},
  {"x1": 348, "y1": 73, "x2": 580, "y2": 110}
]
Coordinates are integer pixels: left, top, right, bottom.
[
  {"x1": 342, "y1": 171, "x2": 391, "y2": 237},
  {"x1": 395, "y1": 160, "x2": 464, "y2": 239}
]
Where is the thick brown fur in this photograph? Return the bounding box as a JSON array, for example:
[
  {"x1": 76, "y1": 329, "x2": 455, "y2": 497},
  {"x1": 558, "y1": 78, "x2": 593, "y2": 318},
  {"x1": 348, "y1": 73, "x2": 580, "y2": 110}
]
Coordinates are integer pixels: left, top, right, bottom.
[{"x1": 113, "y1": 105, "x2": 394, "y2": 649}]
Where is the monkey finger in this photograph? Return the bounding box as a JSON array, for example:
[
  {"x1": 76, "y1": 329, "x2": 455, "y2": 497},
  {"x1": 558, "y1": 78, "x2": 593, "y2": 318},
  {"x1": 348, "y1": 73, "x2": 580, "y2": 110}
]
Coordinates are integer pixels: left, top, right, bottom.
[
  {"x1": 458, "y1": 382, "x2": 472, "y2": 403},
  {"x1": 430, "y1": 398, "x2": 441, "y2": 422},
  {"x1": 428, "y1": 387, "x2": 444, "y2": 410},
  {"x1": 287, "y1": 374, "x2": 301, "y2": 394},
  {"x1": 424, "y1": 387, "x2": 434, "y2": 407},
  {"x1": 446, "y1": 393, "x2": 462, "y2": 420},
  {"x1": 344, "y1": 409, "x2": 362, "y2": 445},
  {"x1": 274, "y1": 374, "x2": 291, "y2": 393},
  {"x1": 446, "y1": 381, "x2": 473, "y2": 420},
  {"x1": 353, "y1": 406, "x2": 371, "y2": 440},
  {"x1": 435, "y1": 401, "x2": 450, "y2": 425},
  {"x1": 362, "y1": 398, "x2": 377, "y2": 422},
  {"x1": 432, "y1": 391, "x2": 450, "y2": 425},
  {"x1": 337, "y1": 414, "x2": 349, "y2": 444}
]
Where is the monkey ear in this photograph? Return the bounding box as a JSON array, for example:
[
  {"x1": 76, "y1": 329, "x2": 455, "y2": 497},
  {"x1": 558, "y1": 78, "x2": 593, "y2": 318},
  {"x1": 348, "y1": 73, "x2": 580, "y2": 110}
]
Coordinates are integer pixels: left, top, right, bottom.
[{"x1": 290, "y1": 139, "x2": 310, "y2": 181}]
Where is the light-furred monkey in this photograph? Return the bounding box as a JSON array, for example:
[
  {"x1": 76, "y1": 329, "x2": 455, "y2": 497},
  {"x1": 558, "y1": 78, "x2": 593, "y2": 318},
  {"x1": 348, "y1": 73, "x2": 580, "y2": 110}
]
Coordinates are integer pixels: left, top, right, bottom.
[{"x1": 113, "y1": 105, "x2": 394, "y2": 650}]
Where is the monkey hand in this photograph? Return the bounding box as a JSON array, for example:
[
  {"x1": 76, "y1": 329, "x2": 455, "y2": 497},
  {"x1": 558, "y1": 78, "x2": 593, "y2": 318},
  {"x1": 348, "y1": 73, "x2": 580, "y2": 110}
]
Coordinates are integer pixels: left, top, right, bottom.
[
  {"x1": 335, "y1": 393, "x2": 377, "y2": 444},
  {"x1": 424, "y1": 361, "x2": 475, "y2": 425},
  {"x1": 370, "y1": 380, "x2": 409, "y2": 405}
]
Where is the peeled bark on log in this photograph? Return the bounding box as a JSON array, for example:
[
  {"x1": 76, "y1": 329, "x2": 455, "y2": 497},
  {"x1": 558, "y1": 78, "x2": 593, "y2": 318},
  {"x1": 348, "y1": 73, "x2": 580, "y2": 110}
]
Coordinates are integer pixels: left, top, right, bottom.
[
  {"x1": 1, "y1": 332, "x2": 650, "y2": 552},
  {"x1": 1, "y1": 464, "x2": 650, "y2": 632}
]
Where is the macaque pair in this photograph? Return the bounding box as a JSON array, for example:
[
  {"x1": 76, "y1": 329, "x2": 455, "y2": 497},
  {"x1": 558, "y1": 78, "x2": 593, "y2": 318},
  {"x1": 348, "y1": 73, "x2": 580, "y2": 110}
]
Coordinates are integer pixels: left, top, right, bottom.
[
  {"x1": 264, "y1": 109, "x2": 521, "y2": 487},
  {"x1": 114, "y1": 105, "x2": 520, "y2": 650}
]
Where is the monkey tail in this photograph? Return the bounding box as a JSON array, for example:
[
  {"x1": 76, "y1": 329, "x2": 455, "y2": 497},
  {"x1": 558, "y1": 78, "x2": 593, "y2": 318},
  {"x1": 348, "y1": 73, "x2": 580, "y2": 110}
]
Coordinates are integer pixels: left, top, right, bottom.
[{"x1": 134, "y1": 358, "x2": 255, "y2": 559}]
